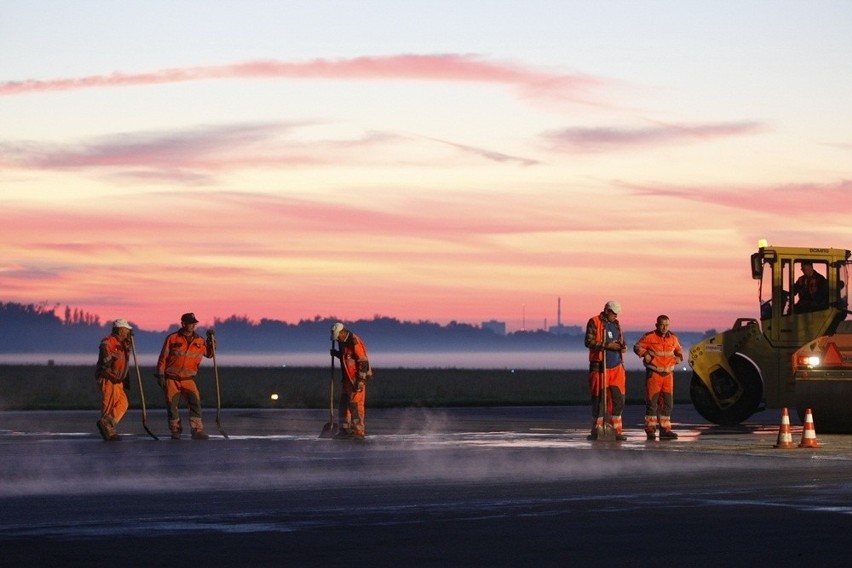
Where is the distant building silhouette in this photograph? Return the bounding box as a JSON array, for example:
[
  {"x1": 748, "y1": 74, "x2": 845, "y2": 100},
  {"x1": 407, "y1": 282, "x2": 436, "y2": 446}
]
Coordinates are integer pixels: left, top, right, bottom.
[
  {"x1": 548, "y1": 323, "x2": 582, "y2": 337},
  {"x1": 481, "y1": 320, "x2": 507, "y2": 336},
  {"x1": 545, "y1": 297, "x2": 579, "y2": 335}
]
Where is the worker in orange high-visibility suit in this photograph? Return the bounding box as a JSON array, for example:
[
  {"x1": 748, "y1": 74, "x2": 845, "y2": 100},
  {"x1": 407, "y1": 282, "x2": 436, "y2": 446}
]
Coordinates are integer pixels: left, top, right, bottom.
[
  {"x1": 330, "y1": 322, "x2": 373, "y2": 439},
  {"x1": 633, "y1": 314, "x2": 684, "y2": 440},
  {"x1": 95, "y1": 319, "x2": 133, "y2": 441},
  {"x1": 584, "y1": 300, "x2": 628, "y2": 441},
  {"x1": 155, "y1": 312, "x2": 214, "y2": 440}
]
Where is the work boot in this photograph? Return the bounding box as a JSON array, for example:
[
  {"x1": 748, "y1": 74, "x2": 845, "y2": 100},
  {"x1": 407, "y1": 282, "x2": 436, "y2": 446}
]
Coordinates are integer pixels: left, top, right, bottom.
[
  {"x1": 333, "y1": 427, "x2": 353, "y2": 440},
  {"x1": 97, "y1": 417, "x2": 119, "y2": 441},
  {"x1": 615, "y1": 432, "x2": 627, "y2": 442},
  {"x1": 659, "y1": 429, "x2": 678, "y2": 440},
  {"x1": 96, "y1": 419, "x2": 110, "y2": 441},
  {"x1": 586, "y1": 428, "x2": 598, "y2": 441},
  {"x1": 646, "y1": 431, "x2": 656, "y2": 441},
  {"x1": 191, "y1": 429, "x2": 209, "y2": 440}
]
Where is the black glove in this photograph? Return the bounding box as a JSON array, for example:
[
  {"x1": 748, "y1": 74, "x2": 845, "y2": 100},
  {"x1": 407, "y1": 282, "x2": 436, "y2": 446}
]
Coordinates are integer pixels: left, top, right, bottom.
[
  {"x1": 330, "y1": 349, "x2": 341, "y2": 358},
  {"x1": 123, "y1": 378, "x2": 130, "y2": 392},
  {"x1": 153, "y1": 374, "x2": 165, "y2": 389},
  {"x1": 355, "y1": 379, "x2": 365, "y2": 392}
]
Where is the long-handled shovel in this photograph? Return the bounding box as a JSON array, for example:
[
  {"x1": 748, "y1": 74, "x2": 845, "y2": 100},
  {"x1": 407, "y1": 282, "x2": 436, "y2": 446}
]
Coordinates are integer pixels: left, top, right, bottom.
[
  {"x1": 207, "y1": 329, "x2": 229, "y2": 438},
  {"x1": 130, "y1": 332, "x2": 158, "y2": 440},
  {"x1": 319, "y1": 339, "x2": 338, "y2": 438},
  {"x1": 595, "y1": 349, "x2": 617, "y2": 442}
]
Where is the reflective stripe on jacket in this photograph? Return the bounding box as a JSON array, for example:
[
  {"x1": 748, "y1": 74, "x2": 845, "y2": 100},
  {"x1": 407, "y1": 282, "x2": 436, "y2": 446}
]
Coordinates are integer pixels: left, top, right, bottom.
[
  {"x1": 633, "y1": 330, "x2": 683, "y2": 375},
  {"x1": 584, "y1": 313, "x2": 624, "y2": 368},
  {"x1": 337, "y1": 332, "x2": 372, "y2": 384},
  {"x1": 96, "y1": 334, "x2": 129, "y2": 383},
  {"x1": 156, "y1": 331, "x2": 212, "y2": 380}
]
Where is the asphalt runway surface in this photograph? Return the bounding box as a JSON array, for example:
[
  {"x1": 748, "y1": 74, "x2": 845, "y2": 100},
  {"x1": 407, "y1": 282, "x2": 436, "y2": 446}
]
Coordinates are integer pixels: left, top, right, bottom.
[{"x1": 3, "y1": 405, "x2": 852, "y2": 567}]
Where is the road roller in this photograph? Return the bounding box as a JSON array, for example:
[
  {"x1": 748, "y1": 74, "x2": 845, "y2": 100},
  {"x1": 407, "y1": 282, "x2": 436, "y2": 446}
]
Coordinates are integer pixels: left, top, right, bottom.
[{"x1": 688, "y1": 243, "x2": 850, "y2": 431}]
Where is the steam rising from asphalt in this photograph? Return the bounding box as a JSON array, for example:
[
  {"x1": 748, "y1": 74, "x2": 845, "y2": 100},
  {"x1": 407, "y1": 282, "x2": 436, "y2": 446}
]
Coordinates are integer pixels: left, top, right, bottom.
[
  {"x1": 1, "y1": 410, "x2": 750, "y2": 498},
  {"x1": 2, "y1": 439, "x2": 719, "y2": 498}
]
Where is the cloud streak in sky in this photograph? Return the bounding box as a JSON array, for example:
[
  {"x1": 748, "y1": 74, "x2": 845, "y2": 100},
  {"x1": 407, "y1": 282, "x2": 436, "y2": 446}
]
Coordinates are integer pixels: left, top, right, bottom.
[
  {"x1": 1, "y1": 122, "x2": 314, "y2": 171},
  {"x1": 414, "y1": 135, "x2": 540, "y2": 166},
  {"x1": 543, "y1": 121, "x2": 767, "y2": 152},
  {"x1": 0, "y1": 54, "x2": 603, "y2": 102},
  {"x1": 625, "y1": 179, "x2": 852, "y2": 218},
  {"x1": 1, "y1": 121, "x2": 539, "y2": 182}
]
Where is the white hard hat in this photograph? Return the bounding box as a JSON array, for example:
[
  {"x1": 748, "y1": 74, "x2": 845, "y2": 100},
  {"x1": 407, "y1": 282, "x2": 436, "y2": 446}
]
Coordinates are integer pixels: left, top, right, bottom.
[
  {"x1": 604, "y1": 300, "x2": 621, "y2": 315},
  {"x1": 113, "y1": 318, "x2": 132, "y2": 330},
  {"x1": 330, "y1": 322, "x2": 345, "y2": 340}
]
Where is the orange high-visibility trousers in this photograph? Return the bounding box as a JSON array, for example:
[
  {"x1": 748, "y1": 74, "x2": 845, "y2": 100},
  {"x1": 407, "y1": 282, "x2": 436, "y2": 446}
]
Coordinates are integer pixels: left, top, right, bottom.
[
  {"x1": 163, "y1": 377, "x2": 204, "y2": 433},
  {"x1": 98, "y1": 378, "x2": 129, "y2": 425},
  {"x1": 338, "y1": 379, "x2": 367, "y2": 436},
  {"x1": 588, "y1": 364, "x2": 626, "y2": 424},
  {"x1": 645, "y1": 371, "x2": 675, "y2": 433}
]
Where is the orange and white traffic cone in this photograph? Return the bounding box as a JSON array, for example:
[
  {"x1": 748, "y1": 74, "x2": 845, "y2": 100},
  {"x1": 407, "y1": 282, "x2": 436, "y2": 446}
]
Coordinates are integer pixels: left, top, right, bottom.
[
  {"x1": 773, "y1": 408, "x2": 796, "y2": 449},
  {"x1": 798, "y1": 408, "x2": 820, "y2": 448}
]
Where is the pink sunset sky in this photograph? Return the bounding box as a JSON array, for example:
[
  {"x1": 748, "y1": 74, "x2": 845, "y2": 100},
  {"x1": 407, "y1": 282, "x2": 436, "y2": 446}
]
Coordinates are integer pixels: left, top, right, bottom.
[{"x1": 1, "y1": 1, "x2": 850, "y2": 332}]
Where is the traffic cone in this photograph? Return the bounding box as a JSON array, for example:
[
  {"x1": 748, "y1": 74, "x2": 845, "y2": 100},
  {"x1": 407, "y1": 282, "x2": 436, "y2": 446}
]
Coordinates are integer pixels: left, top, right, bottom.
[
  {"x1": 773, "y1": 408, "x2": 796, "y2": 449},
  {"x1": 798, "y1": 408, "x2": 820, "y2": 448}
]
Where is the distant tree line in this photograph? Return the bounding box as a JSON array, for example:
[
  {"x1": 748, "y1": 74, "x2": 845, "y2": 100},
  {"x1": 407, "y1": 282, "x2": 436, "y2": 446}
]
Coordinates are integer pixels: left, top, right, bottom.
[{"x1": 0, "y1": 301, "x2": 712, "y2": 354}]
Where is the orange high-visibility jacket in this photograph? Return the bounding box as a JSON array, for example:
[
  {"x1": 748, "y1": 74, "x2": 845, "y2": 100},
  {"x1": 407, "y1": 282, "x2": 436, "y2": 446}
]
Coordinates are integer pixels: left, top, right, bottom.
[
  {"x1": 157, "y1": 331, "x2": 213, "y2": 380},
  {"x1": 337, "y1": 332, "x2": 372, "y2": 384},
  {"x1": 584, "y1": 313, "x2": 624, "y2": 364},
  {"x1": 95, "y1": 334, "x2": 130, "y2": 383},
  {"x1": 633, "y1": 330, "x2": 683, "y2": 375}
]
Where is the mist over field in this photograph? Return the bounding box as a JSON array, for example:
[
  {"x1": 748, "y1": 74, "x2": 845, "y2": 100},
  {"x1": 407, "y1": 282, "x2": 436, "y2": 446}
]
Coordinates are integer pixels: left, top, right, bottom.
[
  {"x1": 0, "y1": 301, "x2": 709, "y2": 367},
  {"x1": 0, "y1": 349, "x2": 654, "y2": 371}
]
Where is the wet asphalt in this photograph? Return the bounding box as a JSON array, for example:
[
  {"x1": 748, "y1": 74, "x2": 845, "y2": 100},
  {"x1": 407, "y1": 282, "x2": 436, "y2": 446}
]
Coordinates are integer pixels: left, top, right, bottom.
[{"x1": 2, "y1": 405, "x2": 851, "y2": 567}]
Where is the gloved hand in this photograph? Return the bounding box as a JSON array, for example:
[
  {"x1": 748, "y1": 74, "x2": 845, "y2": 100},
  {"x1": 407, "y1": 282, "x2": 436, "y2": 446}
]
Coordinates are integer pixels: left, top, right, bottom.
[
  {"x1": 154, "y1": 374, "x2": 165, "y2": 389},
  {"x1": 330, "y1": 349, "x2": 341, "y2": 358},
  {"x1": 123, "y1": 378, "x2": 131, "y2": 392},
  {"x1": 355, "y1": 379, "x2": 365, "y2": 392}
]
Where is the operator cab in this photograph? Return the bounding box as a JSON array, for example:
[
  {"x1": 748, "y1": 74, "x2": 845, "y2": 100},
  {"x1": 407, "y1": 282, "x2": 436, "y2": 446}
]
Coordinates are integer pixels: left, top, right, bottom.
[
  {"x1": 755, "y1": 246, "x2": 849, "y2": 347},
  {"x1": 759, "y1": 259, "x2": 831, "y2": 319}
]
